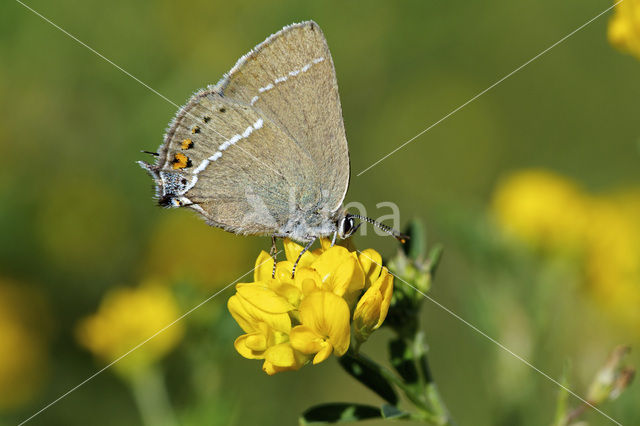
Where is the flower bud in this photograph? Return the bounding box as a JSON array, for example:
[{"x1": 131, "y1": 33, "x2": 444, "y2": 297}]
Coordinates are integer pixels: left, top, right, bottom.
[{"x1": 353, "y1": 268, "x2": 393, "y2": 343}]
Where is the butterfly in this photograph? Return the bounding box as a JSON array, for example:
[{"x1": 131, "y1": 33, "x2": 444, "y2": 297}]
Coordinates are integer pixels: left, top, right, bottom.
[{"x1": 139, "y1": 21, "x2": 406, "y2": 273}]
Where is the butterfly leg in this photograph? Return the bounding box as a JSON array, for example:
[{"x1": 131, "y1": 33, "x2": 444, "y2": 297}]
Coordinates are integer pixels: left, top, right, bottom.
[
  {"x1": 270, "y1": 235, "x2": 278, "y2": 278},
  {"x1": 330, "y1": 231, "x2": 337, "y2": 247},
  {"x1": 291, "y1": 237, "x2": 316, "y2": 278}
]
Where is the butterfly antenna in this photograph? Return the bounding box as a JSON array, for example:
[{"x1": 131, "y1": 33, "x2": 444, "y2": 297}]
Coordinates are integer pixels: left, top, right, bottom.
[
  {"x1": 349, "y1": 214, "x2": 409, "y2": 243},
  {"x1": 141, "y1": 150, "x2": 159, "y2": 156}
]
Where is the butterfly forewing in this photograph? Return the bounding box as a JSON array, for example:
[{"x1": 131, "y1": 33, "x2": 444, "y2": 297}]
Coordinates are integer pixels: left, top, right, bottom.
[{"x1": 218, "y1": 21, "x2": 350, "y2": 213}]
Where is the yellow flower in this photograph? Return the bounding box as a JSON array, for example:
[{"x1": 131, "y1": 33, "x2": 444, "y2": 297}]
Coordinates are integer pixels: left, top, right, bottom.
[
  {"x1": 227, "y1": 280, "x2": 303, "y2": 374},
  {"x1": 353, "y1": 267, "x2": 394, "y2": 343},
  {"x1": 290, "y1": 291, "x2": 351, "y2": 364},
  {"x1": 228, "y1": 239, "x2": 392, "y2": 374},
  {"x1": 491, "y1": 169, "x2": 640, "y2": 333},
  {"x1": 583, "y1": 192, "x2": 640, "y2": 328},
  {"x1": 491, "y1": 169, "x2": 589, "y2": 253},
  {"x1": 608, "y1": 0, "x2": 640, "y2": 60},
  {"x1": 0, "y1": 280, "x2": 50, "y2": 411},
  {"x1": 75, "y1": 282, "x2": 184, "y2": 377}
]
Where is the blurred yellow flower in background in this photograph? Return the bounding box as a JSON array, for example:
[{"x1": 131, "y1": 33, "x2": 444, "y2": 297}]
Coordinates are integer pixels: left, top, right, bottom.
[
  {"x1": 228, "y1": 239, "x2": 392, "y2": 375},
  {"x1": 608, "y1": 0, "x2": 640, "y2": 59},
  {"x1": 491, "y1": 169, "x2": 640, "y2": 332},
  {"x1": 0, "y1": 279, "x2": 50, "y2": 411},
  {"x1": 141, "y1": 209, "x2": 254, "y2": 289},
  {"x1": 76, "y1": 282, "x2": 184, "y2": 377},
  {"x1": 491, "y1": 169, "x2": 589, "y2": 253},
  {"x1": 584, "y1": 192, "x2": 640, "y2": 327}
]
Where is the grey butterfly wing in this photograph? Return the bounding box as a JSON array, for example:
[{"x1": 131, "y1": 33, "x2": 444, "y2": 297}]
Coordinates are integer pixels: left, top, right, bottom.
[
  {"x1": 156, "y1": 90, "x2": 321, "y2": 236},
  {"x1": 146, "y1": 21, "x2": 348, "y2": 240},
  {"x1": 217, "y1": 21, "x2": 350, "y2": 214}
]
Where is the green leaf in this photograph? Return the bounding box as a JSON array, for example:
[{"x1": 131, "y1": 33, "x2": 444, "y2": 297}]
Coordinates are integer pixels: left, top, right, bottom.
[
  {"x1": 338, "y1": 353, "x2": 399, "y2": 405},
  {"x1": 389, "y1": 338, "x2": 419, "y2": 385},
  {"x1": 380, "y1": 404, "x2": 410, "y2": 419},
  {"x1": 402, "y1": 219, "x2": 426, "y2": 261},
  {"x1": 300, "y1": 403, "x2": 381, "y2": 424},
  {"x1": 426, "y1": 244, "x2": 443, "y2": 278}
]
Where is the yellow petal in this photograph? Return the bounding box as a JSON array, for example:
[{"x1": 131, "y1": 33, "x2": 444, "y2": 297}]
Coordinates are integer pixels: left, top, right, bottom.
[
  {"x1": 311, "y1": 246, "x2": 351, "y2": 284},
  {"x1": 245, "y1": 333, "x2": 268, "y2": 352},
  {"x1": 234, "y1": 333, "x2": 266, "y2": 359},
  {"x1": 358, "y1": 249, "x2": 382, "y2": 288},
  {"x1": 313, "y1": 343, "x2": 334, "y2": 364},
  {"x1": 236, "y1": 284, "x2": 294, "y2": 314},
  {"x1": 261, "y1": 344, "x2": 310, "y2": 375},
  {"x1": 326, "y1": 255, "x2": 356, "y2": 297},
  {"x1": 229, "y1": 293, "x2": 291, "y2": 334},
  {"x1": 264, "y1": 342, "x2": 296, "y2": 368},
  {"x1": 353, "y1": 288, "x2": 383, "y2": 331},
  {"x1": 318, "y1": 238, "x2": 333, "y2": 251},
  {"x1": 227, "y1": 295, "x2": 256, "y2": 334},
  {"x1": 376, "y1": 268, "x2": 394, "y2": 328},
  {"x1": 268, "y1": 281, "x2": 303, "y2": 308},
  {"x1": 346, "y1": 253, "x2": 365, "y2": 296},
  {"x1": 289, "y1": 325, "x2": 324, "y2": 354},
  {"x1": 274, "y1": 261, "x2": 294, "y2": 285},
  {"x1": 254, "y1": 251, "x2": 275, "y2": 282},
  {"x1": 301, "y1": 279, "x2": 321, "y2": 297},
  {"x1": 293, "y1": 268, "x2": 322, "y2": 294},
  {"x1": 262, "y1": 360, "x2": 278, "y2": 375},
  {"x1": 298, "y1": 291, "x2": 350, "y2": 356},
  {"x1": 283, "y1": 238, "x2": 316, "y2": 267}
]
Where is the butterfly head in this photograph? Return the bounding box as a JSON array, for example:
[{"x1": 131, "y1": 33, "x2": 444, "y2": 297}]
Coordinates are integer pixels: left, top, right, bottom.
[
  {"x1": 138, "y1": 161, "x2": 191, "y2": 208},
  {"x1": 337, "y1": 214, "x2": 359, "y2": 239},
  {"x1": 336, "y1": 212, "x2": 409, "y2": 243}
]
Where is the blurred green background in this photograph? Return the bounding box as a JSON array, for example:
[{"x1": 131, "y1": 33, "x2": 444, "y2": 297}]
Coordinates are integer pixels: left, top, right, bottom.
[{"x1": 1, "y1": 0, "x2": 638, "y2": 425}]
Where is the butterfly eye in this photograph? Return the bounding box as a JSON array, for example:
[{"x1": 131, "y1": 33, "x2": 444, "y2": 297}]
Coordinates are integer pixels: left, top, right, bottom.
[{"x1": 338, "y1": 216, "x2": 356, "y2": 239}]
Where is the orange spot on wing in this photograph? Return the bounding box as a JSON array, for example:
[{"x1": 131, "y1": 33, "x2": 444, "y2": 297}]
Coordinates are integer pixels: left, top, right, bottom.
[
  {"x1": 171, "y1": 153, "x2": 190, "y2": 169},
  {"x1": 181, "y1": 139, "x2": 193, "y2": 150}
]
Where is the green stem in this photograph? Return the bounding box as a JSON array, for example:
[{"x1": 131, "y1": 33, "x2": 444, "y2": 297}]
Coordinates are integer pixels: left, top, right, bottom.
[
  {"x1": 350, "y1": 351, "x2": 441, "y2": 424},
  {"x1": 128, "y1": 366, "x2": 178, "y2": 426},
  {"x1": 412, "y1": 332, "x2": 454, "y2": 426},
  {"x1": 552, "y1": 361, "x2": 571, "y2": 426}
]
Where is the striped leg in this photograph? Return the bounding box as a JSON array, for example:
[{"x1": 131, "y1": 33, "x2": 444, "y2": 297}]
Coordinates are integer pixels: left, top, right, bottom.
[
  {"x1": 291, "y1": 238, "x2": 316, "y2": 278},
  {"x1": 270, "y1": 235, "x2": 278, "y2": 278}
]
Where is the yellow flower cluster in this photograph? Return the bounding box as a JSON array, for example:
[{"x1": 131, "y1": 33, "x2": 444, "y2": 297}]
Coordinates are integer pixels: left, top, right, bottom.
[
  {"x1": 608, "y1": 0, "x2": 640, "y2": 60},
  {"x1": 76, "y1": 283, "x2": 184, "y2": 377},
  {"x1": 228, "y1": 239, "x2": 393, "y2": 375},
  {"x1": 491, "y1": 169, "x2": 640, "y2": 329}
]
